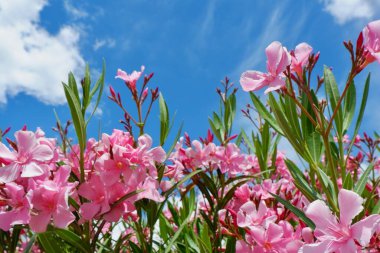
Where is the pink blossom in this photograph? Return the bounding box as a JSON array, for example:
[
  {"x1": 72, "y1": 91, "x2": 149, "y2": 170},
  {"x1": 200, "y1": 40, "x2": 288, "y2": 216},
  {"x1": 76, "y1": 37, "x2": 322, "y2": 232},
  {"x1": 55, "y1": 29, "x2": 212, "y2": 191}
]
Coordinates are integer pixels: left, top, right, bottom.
[
  {"x1": 363, "y1": 20, "x2": 380, "y2": 63},
  {"x1": 215, "y1": 143, "x2": 245, "y2": 174},
  {"x1": 115, "y1": 66, "x2": 145, "y2": 90},
  {"x1": 291, "y1": 42, "x2": 312, "y2": 77},
  {"x1": 137, "y1": 176, "x2": 164, "y2": 202},
  {"x1": 0, "y1": 131, "x2": 53, "y2": 183},
  {"x1": 248, "y1": 223, "x2": 293, "y2": 253},
  {"x1": 28, "y1": 167, "x2": 76, "y2": 232},
  {"x1": 237, "y1": 201, "x2": 276, "y2": 228},
  {"x1": 78, "y1": 175, "x2": 113, "y2": 221},
  {"x1": 300, "y1": 189, "x2": 380, "y2": 253},
  {"x1": 240, "y1": 41, "x2": 291, "y2": 93},
  {"x1": 0, "y1": 183, "x2": 31, "y2": 230}
]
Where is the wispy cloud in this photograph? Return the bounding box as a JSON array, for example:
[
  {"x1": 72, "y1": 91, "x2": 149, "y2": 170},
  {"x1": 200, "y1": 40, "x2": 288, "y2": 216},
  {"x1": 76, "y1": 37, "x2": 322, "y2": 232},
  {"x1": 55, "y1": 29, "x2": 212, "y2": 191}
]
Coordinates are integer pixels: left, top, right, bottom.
[
  {"x1": 93, "y1": 38, "x2": 116, "y2": 51},
  {"x1": 0, "y1": 0, "x2": 84, "y2": 105},
  {"x1": 196, "y1": 0, "x2": 217, "y2": 46},
  {"x1": 63, "y1": 0, "x2": 88, "y2": 20},
  {"x1": 230, "y1": 5, "x2": 284, "y2": 78},
  {"x1": 321, "y1": 0, "x2": 380, "y2": 24}
]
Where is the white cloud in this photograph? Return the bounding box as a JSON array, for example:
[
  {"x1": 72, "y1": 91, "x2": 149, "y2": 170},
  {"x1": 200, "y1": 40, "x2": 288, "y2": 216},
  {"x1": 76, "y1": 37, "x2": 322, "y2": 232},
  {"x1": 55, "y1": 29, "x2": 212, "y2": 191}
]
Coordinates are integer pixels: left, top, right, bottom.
[
  {"x1": 63, "y1": 0, "x2": 88, "y2": 20},
  {"x1": 93, "y1": 38, "x2": 116, "y2": 51},
  {"x1": 322, "y1": 0, "x2": 380, "y2": 24},
  {"x1": 0, "y1": 0, "x2": 84, "y2": 105}
]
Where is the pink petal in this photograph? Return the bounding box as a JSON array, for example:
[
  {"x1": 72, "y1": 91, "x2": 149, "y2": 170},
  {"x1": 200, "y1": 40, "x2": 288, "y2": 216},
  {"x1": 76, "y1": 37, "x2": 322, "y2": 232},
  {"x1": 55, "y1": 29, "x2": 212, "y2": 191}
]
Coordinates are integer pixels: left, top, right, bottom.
[
  {"x1": 249, "y1": 226, "x2": 266, "y2": 244},
  {"x1": 53, "y1": 206, "x2": 75, "y2": 229},
  {"x1": 115, "y1": 69, "x2": 128, "y2": 81},
  {"x1": 237, "y1": 202, "x2": 256, "y2": 227},
  {"x1": 236, "y1": 240, "x2": 253, "y2": 253},
  {"x1": 266, "y1": 41, "x2": 283, "y2": 74},
  {"x1": 30, "y1": 212, "x2": 51, "y2": 233},
  {"x1": 338, "y1": 189, "x2": 363, "y2": 226},
  {"x1": 266, "y1": 41, "x2": 291, "y2": 76},
  {"x1": 149, "y1": 147, "x2": 166, "y2": 163},
  {"x1": 80, "y1": 203, "x2": 101, "y2": 220},
  {"x1": 305, "y1": 200, "x2": 338, "y2": 233},
  {"x1": 0, "y1": 163, "x2": 21, "y2": 183},
  {"x1": 32, "y1": 144, "x2": 54, "y2": 161},
  {"x1": 299, "y1": 240, "x2": 333, "y2": 253},
  {"x1": 103, "y1": 204, "x2": 125, "y2": 222},
  {"x1": 20, "y1": 162, "x2": 46, "y2": 178},
  {"x1": 264, "y1": 76, "x2": 285, "y2": 94},
  {"x1": 351, "y1": 214, "x2": 380, "y2": 246},
  {"x1": 15, "y1": 131, "x2": 36, "y2": 154},
  {"x1": 266, "y1": 223, "x2": 284, "y2": 243},
  {"x1": 0, "y1": 143, "x2": 16, "y2": 161},
  {"x1": 240, "y1": 70, "x2": 268, "y2": 92},
  {"x1": 0, "y1": 208, "x2": 30, "y2": 231},
  {"x1": 294, "y1": 43, "x2": 313, "y2": 65},
  {"x1": 366, "y1": 20, "x2": 380, "y2": 37},
  {"x1": 138, "y1": 134, "x2": 153, "y2": 148},
  {"x1": 335, "y1": 240, "x2": 357, "y2": 253}
]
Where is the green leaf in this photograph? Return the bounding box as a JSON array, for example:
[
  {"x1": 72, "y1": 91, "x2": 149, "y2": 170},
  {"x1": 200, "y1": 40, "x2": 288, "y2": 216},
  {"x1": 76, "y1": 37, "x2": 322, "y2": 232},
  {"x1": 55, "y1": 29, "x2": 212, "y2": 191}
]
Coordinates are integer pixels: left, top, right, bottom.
[
  {"x1": 209, "y1": 118, "x2": 223, "y2": 143},
  {"x1": 240, "y1": 129, "x2": 255, "y2": 153},
  {"x1": 343, "y1": 173, "x2": 353, "y2": 190},
  {"x1": 306, "y1": 132, "x2": 323, "y2": 162},
  {"x1": 198, "y1": 172, "x2": 218, "y2": 199},
  {"x1": 159, "y1": 93, "x2": 170, "y2": 145},
  {"x1": 68, "y1": 72, "x2": 80, "y2": 102},
  {"x1": 268, "y1": 94, "x2": 308, "y2": 161},
  {"x1": 250, "y1": 92, "x2": 284, "y2": 135},
  {"x1": 347, "y1": 74, "x2": 370, "y2": 155},
  {"x1": 270, "y1": 193, "x2": 315, "y2": 229},
  {"x1": 82, "y1": 64, "x2": 91, "y2": 113},
  {"x1": 354, "y1": 163, "x2": 374, "y2": 196},
  {"x1": 129, "y1": 241, "x2": 143, "y2": 253},
  {"x1": 55, "y1": 229, "x2": 91, "y2": 253},
  {"x1": 86, "y1": 61, "x2": 105, "y2": 127},
  {"x1": 372, "y1": 199, "x2": 380, "y2": 214},
  {"x1": 285, "y1": 159, "x2": 319, "y2": 201},
  {"x1": 37, "y1": 233, "x2": 64, "y2": 253},
  {"x1": 166, "y1": 122, "x2": 184, "y2": 159},
  {"x1": 199, "y1": 224, "x2": 212, "y2": 253},
  {"x1": 164, "y1": 210, "x2": 193, "y2": 253},
  {"x1": 63, "y1": 83, "x2": 86, "y2": 151},
  {"x1": 225, "y1": 237, "x2": 236, "y2": 253},
  {"x1": 343, "y1": 81, "x2": 356, "y2": 133},
  {"x1": 319, "y1": 168, "x2": 336, "y2": 199},
  {"x1": 324, "y1": 66, "x2": 343, "y2": 135}
]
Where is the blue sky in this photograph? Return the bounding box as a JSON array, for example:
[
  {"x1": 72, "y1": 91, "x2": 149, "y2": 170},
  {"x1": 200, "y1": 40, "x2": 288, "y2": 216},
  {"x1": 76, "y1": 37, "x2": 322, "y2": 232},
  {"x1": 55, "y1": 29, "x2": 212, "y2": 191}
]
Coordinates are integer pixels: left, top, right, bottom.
[{"x1": 0, "y1": 0, "x2": 379, "y2": 152}]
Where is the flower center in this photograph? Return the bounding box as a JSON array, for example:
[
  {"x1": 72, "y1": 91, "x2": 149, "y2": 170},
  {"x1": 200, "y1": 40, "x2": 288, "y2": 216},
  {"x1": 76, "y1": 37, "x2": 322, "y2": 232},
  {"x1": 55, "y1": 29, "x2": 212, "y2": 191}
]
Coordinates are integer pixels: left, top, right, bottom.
[
  {"x1": 18, "y1": 153, "x2": 31, "y2": 164},
  {"x1": 116, "y1": 161, "x2": 124, "y2": 169}
]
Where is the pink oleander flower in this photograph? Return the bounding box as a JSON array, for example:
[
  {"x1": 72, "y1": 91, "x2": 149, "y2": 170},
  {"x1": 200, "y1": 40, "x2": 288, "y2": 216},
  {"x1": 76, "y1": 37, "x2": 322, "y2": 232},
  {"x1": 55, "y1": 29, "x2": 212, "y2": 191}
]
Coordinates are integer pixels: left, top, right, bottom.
[
  {"x1": 300, "y1": 189, "x2": 380, "y2": 253},
  {"x1": 240, "y1": 41, "x2": 291, "y2": 93},
  {"x1": 237, "y1": 200, "x2": 277, "y2": 228},
  {"x1": 0, "y1": 131, "x2": 53, "y2": 183},
  {"x1": 115, "y1": 66, "x2": 145, "y2": 91},
  {"x1": 248, "y1": 222, "x2": 298, "y2": 253},
  {"x1": 0, "y1": 183, "x2": 31, "y2": 230},
  {"x1": 290, "y1": 42, "x2": 312, "y2": 77},
  {"x1": 28, "y1": 167, "x2": 76, "y2": 232},
  {"x1": 215, "y1": 143, "x2": 245, "y2": 174},
  {"x1": 363, "y1": 20, "x2": 380, "y2": 63},
  {"x1": 78, "y1": 175, "x2": 114, "y2": 221}
]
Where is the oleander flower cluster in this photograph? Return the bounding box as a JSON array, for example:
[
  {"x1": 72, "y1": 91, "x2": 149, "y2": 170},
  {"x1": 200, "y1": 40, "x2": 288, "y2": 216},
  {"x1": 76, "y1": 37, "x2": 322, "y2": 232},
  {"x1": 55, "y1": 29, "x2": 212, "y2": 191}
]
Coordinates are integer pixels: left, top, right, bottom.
[{"x1": 0, "y1": 19, "x2": 380, "y2": 253}]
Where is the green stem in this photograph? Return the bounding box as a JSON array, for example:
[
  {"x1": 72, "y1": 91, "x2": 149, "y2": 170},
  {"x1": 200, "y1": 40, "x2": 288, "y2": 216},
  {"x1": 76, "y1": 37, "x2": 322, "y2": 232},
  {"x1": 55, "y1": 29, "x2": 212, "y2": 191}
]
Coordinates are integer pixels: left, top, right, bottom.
[{"x1": 322, "y1": 135, "x2": 339, "y2": 204}]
